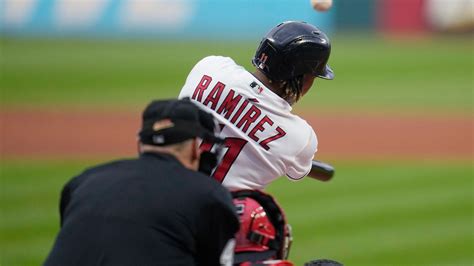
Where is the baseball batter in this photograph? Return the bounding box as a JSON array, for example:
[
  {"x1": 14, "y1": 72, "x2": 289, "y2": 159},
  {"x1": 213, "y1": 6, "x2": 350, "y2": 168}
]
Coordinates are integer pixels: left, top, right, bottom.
[{"x1": 179, "y1": 21, "x2": 334, "y2": 191}]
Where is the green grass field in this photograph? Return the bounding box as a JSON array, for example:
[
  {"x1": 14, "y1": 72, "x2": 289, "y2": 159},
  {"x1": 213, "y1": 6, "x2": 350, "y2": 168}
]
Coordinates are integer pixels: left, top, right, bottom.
[
  {"x1": 1, "y1": 36, "x2": 473, "y2": 265},
  {"x1": 1, "y1": 36, "x2": 472, "y2": 112},
  {"x1": 1, "y1": 159, "x2": 472, "y2": 265}
]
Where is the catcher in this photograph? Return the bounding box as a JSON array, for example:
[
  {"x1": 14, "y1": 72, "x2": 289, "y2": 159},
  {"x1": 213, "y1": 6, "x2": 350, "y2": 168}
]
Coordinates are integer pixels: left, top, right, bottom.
[{"x1": 232, "y1": 190, "x2": 343, "y2": 266}]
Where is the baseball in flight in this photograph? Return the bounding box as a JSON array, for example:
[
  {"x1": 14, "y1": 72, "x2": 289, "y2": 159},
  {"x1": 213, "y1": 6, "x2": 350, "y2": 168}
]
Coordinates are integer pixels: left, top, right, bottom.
[{"x1": 311, "y1": 0, "x2": 333, "y2": 12}]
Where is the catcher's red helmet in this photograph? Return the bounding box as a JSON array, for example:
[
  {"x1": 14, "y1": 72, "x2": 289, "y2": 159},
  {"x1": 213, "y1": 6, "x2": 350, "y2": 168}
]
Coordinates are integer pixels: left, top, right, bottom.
[
  {"x1": 232, "y1": 190, "x2": 292, "y2": 263},
  {"x1": 234, "y1": 197, "x2": 276, "y2": 253}
]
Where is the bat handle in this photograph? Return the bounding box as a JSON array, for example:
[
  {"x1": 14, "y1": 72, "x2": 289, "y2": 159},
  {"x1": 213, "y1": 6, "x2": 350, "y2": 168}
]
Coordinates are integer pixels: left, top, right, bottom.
[{"x1": 308, "y1": 160, "x2": 335, "y2": 182}]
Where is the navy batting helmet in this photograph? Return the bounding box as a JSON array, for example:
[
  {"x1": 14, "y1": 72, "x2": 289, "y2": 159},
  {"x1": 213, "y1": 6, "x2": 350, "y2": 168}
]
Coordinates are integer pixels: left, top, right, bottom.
[{"x1": 252, "y1": 21, "x2": 334, "y2": 82}]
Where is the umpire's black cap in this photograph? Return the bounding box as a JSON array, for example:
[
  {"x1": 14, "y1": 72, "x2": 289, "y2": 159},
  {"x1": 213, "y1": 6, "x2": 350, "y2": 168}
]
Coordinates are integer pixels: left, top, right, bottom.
[{"x1": 138, "y1": 98, "x2": 219, "y2": 146}]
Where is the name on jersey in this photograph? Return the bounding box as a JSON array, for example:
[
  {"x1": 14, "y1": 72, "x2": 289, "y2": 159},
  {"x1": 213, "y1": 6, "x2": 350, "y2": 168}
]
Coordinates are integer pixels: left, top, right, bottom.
[{"x1": 192, "y1": 75, "x2": 286, "y2": 150}]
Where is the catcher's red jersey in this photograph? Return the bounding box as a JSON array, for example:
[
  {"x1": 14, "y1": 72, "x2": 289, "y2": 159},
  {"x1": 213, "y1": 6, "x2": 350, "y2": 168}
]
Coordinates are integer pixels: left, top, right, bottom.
[{"x1": 179, "y1": 56, "x2": 317, "y2": 190}]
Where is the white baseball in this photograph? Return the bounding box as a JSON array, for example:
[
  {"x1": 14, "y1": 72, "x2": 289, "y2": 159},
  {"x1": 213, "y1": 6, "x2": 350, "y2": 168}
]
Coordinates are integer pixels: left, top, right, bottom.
[{"x1": 311, "y1": 0, "x2": 333, "y2": 12}]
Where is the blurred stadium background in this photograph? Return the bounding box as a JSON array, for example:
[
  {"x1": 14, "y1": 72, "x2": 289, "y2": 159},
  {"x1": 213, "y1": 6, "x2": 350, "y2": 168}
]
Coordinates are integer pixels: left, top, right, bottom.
[{"x1": 1, "y1": 0, "x2": 473, "y2": 265}]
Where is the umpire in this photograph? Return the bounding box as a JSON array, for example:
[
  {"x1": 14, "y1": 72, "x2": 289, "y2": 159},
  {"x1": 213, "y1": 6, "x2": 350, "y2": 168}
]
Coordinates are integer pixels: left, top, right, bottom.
[{"x1": 44, "y1": 98, "x2": 239, "y2": 266}]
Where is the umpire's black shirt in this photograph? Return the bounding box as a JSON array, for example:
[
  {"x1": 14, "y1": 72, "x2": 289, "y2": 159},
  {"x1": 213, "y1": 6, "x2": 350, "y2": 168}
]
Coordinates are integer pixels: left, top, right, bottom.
[{"x1": 44, "y1": 152, "x2": 239, "y2": 266}]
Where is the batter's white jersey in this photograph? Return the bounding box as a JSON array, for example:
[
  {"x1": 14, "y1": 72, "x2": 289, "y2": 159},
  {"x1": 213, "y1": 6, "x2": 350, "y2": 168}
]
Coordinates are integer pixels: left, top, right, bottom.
[{"x1": 179, "y1": 56, "x2": 318, "y2": 190}]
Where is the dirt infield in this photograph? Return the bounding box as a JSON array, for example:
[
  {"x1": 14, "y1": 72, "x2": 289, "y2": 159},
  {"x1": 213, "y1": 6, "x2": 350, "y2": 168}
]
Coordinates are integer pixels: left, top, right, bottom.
[{"x1": 1, "y1": 109, "x2": 472, "y2": 160}]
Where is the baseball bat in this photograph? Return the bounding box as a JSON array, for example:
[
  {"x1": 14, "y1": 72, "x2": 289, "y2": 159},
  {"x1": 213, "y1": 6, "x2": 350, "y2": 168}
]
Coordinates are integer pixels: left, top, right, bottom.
[{"x1": 308, "y1": 160, "x2": 335, "y2": 181}]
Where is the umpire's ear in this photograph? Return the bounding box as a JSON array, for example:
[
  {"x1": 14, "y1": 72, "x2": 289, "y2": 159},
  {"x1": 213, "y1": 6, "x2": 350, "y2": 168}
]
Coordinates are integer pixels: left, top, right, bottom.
[
  {"x1": 198, "y1": 108, "x2": 218, "y2": 134},
  {"x1": 190, "y1": 138, "x2": 201, "y2": 171}
]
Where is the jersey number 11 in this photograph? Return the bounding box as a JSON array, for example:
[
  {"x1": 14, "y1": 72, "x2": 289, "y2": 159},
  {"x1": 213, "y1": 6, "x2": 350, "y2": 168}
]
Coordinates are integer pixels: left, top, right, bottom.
[{"x1": 200, "y1": 125, "x2": 247, "y2": 183}]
